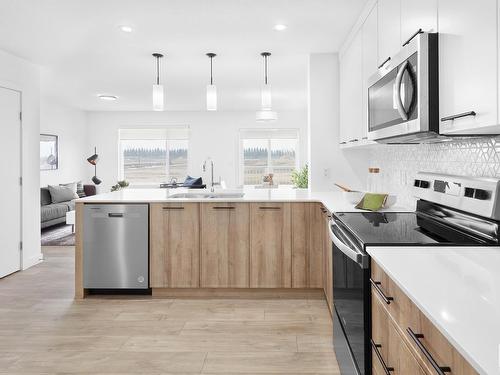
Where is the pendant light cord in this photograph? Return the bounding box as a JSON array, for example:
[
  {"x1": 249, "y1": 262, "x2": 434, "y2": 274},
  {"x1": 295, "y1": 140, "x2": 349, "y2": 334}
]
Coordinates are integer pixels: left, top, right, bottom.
[
  {"x1": 210, "y1": 56, "x2": 213, "y2": 85},
  {"x1": 264, "y1": 54, "x2": 268, "y2": 85}
]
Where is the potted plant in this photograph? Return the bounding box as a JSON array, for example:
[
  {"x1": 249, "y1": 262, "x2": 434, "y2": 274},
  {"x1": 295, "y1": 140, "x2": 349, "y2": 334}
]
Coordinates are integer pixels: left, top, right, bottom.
[
  {"x1": 110, "y1": 180, "x2": 130, "y2": 192},
  {"x1": 291, "y1": 164, "x2": 308, "y2": 189}
]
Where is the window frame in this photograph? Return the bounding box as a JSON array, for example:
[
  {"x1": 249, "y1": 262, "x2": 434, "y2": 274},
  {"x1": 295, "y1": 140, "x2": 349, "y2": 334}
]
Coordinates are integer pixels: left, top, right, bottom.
[
  {"x1": 118, "y1": 128, "x2": 189, "y2": 187},
  {"x1": 238, "y1": 128, "x2": 300, "y2": 186}
]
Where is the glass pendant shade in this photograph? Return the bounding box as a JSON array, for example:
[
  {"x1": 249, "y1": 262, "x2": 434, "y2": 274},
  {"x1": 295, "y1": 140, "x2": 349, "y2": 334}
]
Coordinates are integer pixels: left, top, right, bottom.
[
  {"x1": 206, "y1": 84, "x2": 217, "y2": 111},
  {"x1": 256, "y1": 109, "x2": 278, "y2": 121},
  {"x1": 152, "y1": 84, "x2": 164, "y2": 111},
  {"x1": 261, "y1": 84, "x2": 272, "y2": 109}
]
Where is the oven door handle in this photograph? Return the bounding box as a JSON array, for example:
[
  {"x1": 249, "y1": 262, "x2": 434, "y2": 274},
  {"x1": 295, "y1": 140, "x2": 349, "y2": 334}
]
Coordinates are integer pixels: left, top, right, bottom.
[
  {"x1": 394, "y1": 60, "x2": 409, "y2": 121},
  {"x1": 328, "y1": 219, "x2": 368, "y2": 268}
]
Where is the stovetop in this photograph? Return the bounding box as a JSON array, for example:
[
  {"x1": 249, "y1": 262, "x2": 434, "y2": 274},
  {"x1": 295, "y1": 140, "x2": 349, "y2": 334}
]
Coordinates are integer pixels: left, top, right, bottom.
[{"x1": 333, "y1": 208, "x2": 499, "y2": 249}]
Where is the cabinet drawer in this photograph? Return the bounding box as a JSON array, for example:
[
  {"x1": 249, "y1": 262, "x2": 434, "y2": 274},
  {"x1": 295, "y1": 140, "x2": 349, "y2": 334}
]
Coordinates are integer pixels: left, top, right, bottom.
[{"x1": 371, "y1": 260, "x2": 478, "y2": 375}]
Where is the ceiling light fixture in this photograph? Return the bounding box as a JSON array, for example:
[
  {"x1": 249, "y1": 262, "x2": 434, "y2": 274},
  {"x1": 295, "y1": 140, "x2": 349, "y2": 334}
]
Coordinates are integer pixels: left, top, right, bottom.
[
  {"x1": 98, "y1": 95, "x2": 118, "y2": 101},
  {"x1": 256, "y1": 52, "x2": 278, "y2": 122},
  {"x1": 119, "y1": 25, "x2": 133, "y2": 33},
  {"x1": 206, "y1": 53, "x2": 217, "y2": 111},
  {"x1": 152, "y1": 53, "x2": 164, "y2": 111},
  {"x1": 273, "y1": 24, "x2": 287, "y2": 31}
]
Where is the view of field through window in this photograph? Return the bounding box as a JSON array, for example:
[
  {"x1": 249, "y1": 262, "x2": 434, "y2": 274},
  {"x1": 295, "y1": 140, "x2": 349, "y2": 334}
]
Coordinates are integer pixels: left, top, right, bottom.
[
  {"x1": 242, "y1": 138, "x2": 297, "y2": 185},
  {"x1": 121, "y1": 139, "x2": 188, "y2": 184}
]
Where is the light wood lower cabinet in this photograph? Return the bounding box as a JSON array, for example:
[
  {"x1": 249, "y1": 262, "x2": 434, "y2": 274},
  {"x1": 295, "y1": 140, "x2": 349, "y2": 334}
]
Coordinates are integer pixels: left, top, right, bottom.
[
  {"x1": 150, "y1": 203, "x2": 200, "y2": 288},
  {"x1": 249, "y1": 203, "x2": 292, "y2": 288},
  {"x1": 200, "y1": 203, "x2": 249, "y2": 288},
  {"x1": 291, "y1": 203, "x2": 323, "y2": 288},
  {"x1": 371, "y1": 260, "x2": 478, "y2": 375}
]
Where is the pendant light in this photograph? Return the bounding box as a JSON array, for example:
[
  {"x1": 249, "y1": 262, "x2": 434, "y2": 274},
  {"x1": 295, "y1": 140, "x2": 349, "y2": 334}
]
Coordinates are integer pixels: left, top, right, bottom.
[
  {"x1": 206, "y1": 53, "x2": 217, "y2": 111},
  {"x1": 152, "y1": 53, "x2": 164, "y2": 111},
  {"x1": 256, "y1": 52, "x2": 278, "y2": 122}
]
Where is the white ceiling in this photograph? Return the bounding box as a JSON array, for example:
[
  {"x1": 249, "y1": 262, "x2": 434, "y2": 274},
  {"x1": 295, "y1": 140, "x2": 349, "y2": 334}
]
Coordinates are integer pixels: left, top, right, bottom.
[{"x1": 0, "y1": 0, "x2": 367, "y2": 111}]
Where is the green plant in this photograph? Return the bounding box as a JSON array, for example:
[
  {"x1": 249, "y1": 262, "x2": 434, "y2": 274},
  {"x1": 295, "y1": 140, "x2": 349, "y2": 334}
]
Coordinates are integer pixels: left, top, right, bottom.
[
  {"x1": 291, "y1": 164, "x2": 308, "y2": 189},
  {"x1": 111, "y1": 180, "x2": 130, "y2": 192}
]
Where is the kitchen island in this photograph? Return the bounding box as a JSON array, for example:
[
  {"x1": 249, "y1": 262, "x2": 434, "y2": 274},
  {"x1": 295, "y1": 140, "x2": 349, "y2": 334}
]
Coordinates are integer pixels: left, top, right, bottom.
[{"x1": 75, "y1": 187, "x2": 408, "y2": 300}]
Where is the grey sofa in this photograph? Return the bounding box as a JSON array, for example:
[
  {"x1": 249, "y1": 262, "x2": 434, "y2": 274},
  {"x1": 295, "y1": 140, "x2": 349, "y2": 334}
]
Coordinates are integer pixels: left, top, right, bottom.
[{"x1": 41, "y1": 185, "x2": 96, "y2": 229}]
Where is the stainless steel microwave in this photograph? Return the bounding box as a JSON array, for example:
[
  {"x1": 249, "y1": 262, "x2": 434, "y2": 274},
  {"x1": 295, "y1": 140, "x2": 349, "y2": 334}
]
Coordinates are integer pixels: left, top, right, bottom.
[{"x1": 367, "y1": 32, "x2": 439, "y2": 143}]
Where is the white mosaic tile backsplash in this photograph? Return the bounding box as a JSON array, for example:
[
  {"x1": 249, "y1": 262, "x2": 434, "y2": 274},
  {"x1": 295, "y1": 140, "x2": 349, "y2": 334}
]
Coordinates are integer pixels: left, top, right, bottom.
[{"x1": 370, "y1": 137, "x2": 500, "y2": 209}]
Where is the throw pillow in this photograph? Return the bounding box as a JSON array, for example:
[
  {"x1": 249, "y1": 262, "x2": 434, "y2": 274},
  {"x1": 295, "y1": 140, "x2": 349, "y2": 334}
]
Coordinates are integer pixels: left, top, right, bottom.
[
  {"x1": 48, "y1": 185, "x2": 79, "y2": 204},
  {"x1": 76, "y1": 181, "x2": 86, "y2": 198}
]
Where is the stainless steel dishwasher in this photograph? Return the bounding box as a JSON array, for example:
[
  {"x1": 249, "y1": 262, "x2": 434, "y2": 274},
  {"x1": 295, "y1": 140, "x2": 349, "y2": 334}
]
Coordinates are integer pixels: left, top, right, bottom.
[{"x1": 83, "y1": 204, "x2": 149, "y2": 289}]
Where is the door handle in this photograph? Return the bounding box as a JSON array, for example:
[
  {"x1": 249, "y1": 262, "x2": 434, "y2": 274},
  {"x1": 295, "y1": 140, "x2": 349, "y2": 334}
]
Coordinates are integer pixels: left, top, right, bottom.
[
  {"x1": 402, "y1": 28, "x2": 423, "y2": 47},
  {"x1": 162, "y1": 207, "x2": 184, "y2": 210},
  {"x1": 370, "y1": 339, "x2": 394, "y2": 374},
  {"x1": 440, "y1": 111, "x2": 476, "y2": 122},
  {"x1": 394, "y1": 60, "x2": 410, "y2": 121},
  {"x1": 370, "y1": 279, "x2": 394, "y2": 304},
  {"x1": 406, "y1": 328, "x2": 451, "y2": 374},
  {"x1": 259, "y1": 206, "x2": 281, "y2": 210},
  {"x1": 108, "y1": 213, "x2": 124, "y2": 218},
  {"x1": 213, "y1": 206, "x2": 235, "y2": 210},
  {"x1": 378, "y1": 56, "x2": 391, "y2": 69}
]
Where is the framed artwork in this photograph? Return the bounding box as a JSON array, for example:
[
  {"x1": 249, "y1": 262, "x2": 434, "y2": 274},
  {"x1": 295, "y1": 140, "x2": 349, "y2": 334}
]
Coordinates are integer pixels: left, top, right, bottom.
[{"x1": 40, "y1": 134, "x2": 58, "y2": 170}]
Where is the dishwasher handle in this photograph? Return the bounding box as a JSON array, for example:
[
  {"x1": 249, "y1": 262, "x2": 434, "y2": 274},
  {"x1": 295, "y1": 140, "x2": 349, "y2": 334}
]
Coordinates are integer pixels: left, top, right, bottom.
[{"x1": 108, "y1": 213, "x2": 124, "y2": 218}]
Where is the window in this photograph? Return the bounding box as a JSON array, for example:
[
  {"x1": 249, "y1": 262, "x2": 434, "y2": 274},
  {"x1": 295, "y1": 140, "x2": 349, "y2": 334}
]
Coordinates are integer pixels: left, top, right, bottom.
[
  {"x1": 119, "y1": 128, "x2": 189, "y2": 185},
  {"x1": 239, "y1": 129, "x2": 299, "y2": 185}
]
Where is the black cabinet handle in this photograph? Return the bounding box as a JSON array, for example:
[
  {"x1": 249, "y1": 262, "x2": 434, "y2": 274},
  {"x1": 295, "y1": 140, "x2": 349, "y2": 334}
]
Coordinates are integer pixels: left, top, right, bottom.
[
  {"x1": 213, "y1": 206, "x2": 235, "y2": 210},
  {"x1": 162, "y1": 206, "x2": 184, "y2": 210},
  {"x1": 402, "y1": 28, "x2": 423, "y2": 47},
  {"x1": 441, "y1": 111, "x2": 476, "y2": 122},
  {"x1": 340, "y1": 141, "x2": 347, "y2": 145},
  {"x1": 406, "y1": 328, "x2": 452, "y2": 374},
  {"x1": 370, "y1": 339, "x2": 394, "y2": 375},
  {"x1": 259, "y1": 206, "x2": 281, "y2": 210},
  {"x1": 370, "y1": 279, "x2": 394, "y2": 304},
  {"x1": 378, "y1": 56, "x2": 391, "y2": 69},
  {"x1": 348, "y1": 139, "x2": 359, "y2": 143},
  {"x1": 108, "y1": 213, "x2": 124, "y2": 218}
]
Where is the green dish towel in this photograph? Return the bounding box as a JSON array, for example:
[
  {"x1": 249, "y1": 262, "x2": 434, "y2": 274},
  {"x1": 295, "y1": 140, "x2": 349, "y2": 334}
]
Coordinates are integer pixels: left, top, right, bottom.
[{"x1": 355, "y1": 193, "x2": 388, "y2": 211}]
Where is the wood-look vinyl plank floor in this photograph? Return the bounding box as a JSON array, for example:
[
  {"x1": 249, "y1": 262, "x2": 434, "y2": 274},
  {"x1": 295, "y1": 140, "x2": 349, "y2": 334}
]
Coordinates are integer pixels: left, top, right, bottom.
[{"x1": 0, "y1": 247, "x2": 339, "y2": 374}]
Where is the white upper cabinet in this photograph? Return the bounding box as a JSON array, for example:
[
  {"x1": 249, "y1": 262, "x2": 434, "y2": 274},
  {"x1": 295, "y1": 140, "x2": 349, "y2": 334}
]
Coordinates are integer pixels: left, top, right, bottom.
[
  {"x1": 400, "y1": 0, "x2": 437, "y2": 42},
  {"x1": 362, "y1": 2, "x2": 378, "y2": 139},
  {"x1": 339, "y1": 30, "x2": 363, "y2": 144},
  {"x1": 439, "y1": 0, "x2": 499, "y2": 134},
  {"x1": 377, "y1": 0, "x2": 401, "y2": 67}
]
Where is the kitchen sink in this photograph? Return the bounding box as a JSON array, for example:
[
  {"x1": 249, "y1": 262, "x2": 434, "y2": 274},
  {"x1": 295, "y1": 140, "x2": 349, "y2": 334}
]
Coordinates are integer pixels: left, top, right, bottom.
[{"x1": 169, "y1": 192, "x2": 245, "y2": 199}]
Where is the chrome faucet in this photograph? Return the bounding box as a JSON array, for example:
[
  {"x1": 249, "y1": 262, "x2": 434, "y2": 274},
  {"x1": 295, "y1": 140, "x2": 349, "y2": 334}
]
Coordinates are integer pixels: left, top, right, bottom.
[{"x1": 203, "y1": 158, "x2": 219, "y2": 192}]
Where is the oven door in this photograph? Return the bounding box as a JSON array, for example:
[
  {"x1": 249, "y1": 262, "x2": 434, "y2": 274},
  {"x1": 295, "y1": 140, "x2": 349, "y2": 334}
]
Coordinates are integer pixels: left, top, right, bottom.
[{"x1": 329, "y1": 218, "x2": 370, "y2": 375}]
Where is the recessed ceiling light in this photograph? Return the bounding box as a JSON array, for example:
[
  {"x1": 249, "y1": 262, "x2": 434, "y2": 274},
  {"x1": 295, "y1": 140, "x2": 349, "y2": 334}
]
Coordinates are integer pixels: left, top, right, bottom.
[
  {"x1": 119, "y1": 25, "x2": 133, "y2": 33},
  {"x1": 273, "y1": 24, "x2": 287, "y2": 31},
  {"x1": 98, "y1": 95, "x2": 118, "y2": 101}
]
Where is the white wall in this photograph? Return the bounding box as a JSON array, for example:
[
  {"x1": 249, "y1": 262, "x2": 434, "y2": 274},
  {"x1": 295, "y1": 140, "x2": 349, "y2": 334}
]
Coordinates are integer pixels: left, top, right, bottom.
[
  {"x1": 40, "y1": 94, "x2": 88, "y2": 187},
  {"x1": 0, "y1": 49, "x2": 41, "y2": 270},
  {"x1": 308, "y1": 53, "x2": 368, "y2": 192},
  {"x1": 86, "y1": 111, "x2": 308, "y2": 191}
]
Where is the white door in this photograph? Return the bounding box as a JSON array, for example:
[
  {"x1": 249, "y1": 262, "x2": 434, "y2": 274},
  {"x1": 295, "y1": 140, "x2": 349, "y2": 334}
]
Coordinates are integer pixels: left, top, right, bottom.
[
  {"x1": 378, "y1": 0, "x2": 401, "y2": 67},
  {"x1": 0, "y1": 87, "x2": 21, "y2": 278}
]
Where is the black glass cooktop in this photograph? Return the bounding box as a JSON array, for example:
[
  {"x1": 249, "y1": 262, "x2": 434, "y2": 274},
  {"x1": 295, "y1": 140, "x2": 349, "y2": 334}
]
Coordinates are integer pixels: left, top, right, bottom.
[{"x1": 333, "y1": 209, "x2": 498, "y2": 249}]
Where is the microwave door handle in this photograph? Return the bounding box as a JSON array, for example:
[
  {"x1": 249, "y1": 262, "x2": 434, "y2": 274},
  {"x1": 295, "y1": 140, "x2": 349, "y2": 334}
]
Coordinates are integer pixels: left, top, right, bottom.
[
  {"x1": 328, "y1": 220, "x2": 364, "y2": 266},
  {"x1": 394, "y1": 60, "x2": 409, "y2": 121}
]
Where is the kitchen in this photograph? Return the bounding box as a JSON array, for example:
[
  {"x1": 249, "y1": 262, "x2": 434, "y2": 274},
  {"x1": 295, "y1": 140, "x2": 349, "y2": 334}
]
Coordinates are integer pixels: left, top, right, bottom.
[{"x1": 1, "y1": 0, "x2": 500, "y2": 374}]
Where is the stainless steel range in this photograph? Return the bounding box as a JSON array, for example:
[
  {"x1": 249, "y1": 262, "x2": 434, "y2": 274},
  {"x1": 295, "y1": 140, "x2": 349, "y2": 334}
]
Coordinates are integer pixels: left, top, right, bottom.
[{"x1": 329, "y1": 172, "x2": 500, "y2": 375}]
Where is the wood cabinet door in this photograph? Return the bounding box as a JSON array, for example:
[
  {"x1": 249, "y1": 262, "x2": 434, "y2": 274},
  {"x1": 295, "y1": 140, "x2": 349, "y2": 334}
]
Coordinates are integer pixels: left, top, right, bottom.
[
  {"x1": 439, "y1": 0, "x2": 499, "y2": 135},
  {"x1": 377, "y1": 0, "x2": 401, "y2": 66},
  {"x1": 250, "y1": 203, "x2": 291, "y2": 288},
  {"x1": 200, "y1": 203, "x2": 249, "y2": 288},
  {"x1": 340, "y1": 29, "x2": 363, "y2": 144},
  {"x1": 291, "y1": 203, "x2": 323, "y2": 288},
  {"x1": 150, "y1": 203, "x2": 200, "y2": 288}
]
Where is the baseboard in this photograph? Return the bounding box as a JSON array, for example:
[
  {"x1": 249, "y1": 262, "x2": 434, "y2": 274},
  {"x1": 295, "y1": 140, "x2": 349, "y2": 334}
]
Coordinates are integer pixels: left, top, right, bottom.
[
  {"x1": 151, "y1": 288, "x2": 325, "y2": 299},
  {"x1": 22, "y1": 252, "x2": 43, "y2": 270}
]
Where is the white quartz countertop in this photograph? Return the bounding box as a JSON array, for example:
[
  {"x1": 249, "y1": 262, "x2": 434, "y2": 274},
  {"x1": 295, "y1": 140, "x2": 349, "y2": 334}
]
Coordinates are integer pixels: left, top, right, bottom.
[
  {"x1": 367, "y1": 246, "x2": 500, "y2": 375},
  {"x1": 77, "y1": 188, "x2": 411, "y2": 213}
]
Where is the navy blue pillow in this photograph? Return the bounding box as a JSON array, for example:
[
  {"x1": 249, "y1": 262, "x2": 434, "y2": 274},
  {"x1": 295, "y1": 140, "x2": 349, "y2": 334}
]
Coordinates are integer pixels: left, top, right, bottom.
[{"x1": 183, "y1": 176, "x2": 203, "y2": 186}]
